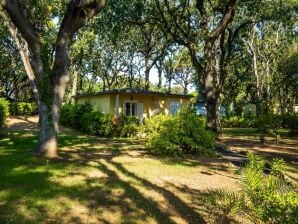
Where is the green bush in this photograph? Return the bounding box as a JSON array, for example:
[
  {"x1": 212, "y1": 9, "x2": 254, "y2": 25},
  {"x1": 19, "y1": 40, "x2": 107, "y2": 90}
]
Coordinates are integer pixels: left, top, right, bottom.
[
  {"x1": 145, "y1": 109, "x2": 215, "y2": 156},
  {"x1": 60, "y1": 103, "x2": 93, "y2": 128},
  {"x1": 222, "y1": 115, "x2": 256, "y2": 128},
  {"x1": 256, "y1": 114, "x2": 283, "y2": 144},
  {"x1": 282, "y1": 113, "x2": 298, "y2": 133},
  {"x1": 80, "y1": 111, "x2": 113, "y2": 137},
  {"x1": 60, "y1": 104, "x2": 77, "y2": 127},
  {"x1": 0, "y1": 98, "x2": 10, "y2": 127},
  {"x1": 118, "y1": 115, "x2": 140, "y2": 137},
  {"x1": 10, "y1": 102, "x2": 37, "y2": 115},
  {"x1": 60, "y1": 103, "x2": 140, "y2": 138},
  {"x1": 204, "y1": 154, "x2": 298, "y2": 223},
  {"x1": 242, "y1": 154, "x2": 298, "y2": 223}
]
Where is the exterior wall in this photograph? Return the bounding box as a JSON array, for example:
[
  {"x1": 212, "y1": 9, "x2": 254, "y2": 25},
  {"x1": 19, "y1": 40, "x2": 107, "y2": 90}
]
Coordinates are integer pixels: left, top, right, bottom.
[
  {"x1": 76, "y1": 95, "x2": 110, "y2": 114},
  {"x1": 77, "y1": 93, "x2": 191, "y2": 118},
  {"x1": 109, "y1": 93, "x2": 190, "y2": 118},
  {"x1": 294, "y1": 105, "x2": 298, "y2": 113}
]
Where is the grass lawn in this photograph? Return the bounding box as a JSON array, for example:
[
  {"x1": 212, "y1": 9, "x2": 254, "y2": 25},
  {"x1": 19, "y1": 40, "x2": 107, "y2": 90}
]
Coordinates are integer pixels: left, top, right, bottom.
[
  {"x1": 0, "y1": 129, "x2": 241, "y2": 224},
  {"x1": 0, "y1": 117, "x2": 297, "y2": 224}
]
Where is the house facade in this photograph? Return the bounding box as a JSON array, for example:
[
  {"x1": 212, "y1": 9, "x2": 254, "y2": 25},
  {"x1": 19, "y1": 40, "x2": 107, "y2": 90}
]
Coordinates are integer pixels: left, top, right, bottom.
[{"x1": 75, "y1": 88, "x2": 192, "y2": 120}]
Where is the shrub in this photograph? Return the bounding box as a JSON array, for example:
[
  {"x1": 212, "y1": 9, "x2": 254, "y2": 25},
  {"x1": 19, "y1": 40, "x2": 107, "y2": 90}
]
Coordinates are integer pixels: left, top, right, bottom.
[
  {"x1": 60, "y1": 103, "x2": 140, "y2": 138},
  {"x1": 202, "y1": 190, "x2": 246, "y2": 223},
  {"x1": 60, "y1": 103, "x2": 93, "y2": 128},
  {"x1": 0, "y1": 98, "x2": 10, "y2": 127},
  {"x1": 204, "y1": 154, "x2": 298, "y2": 223},
  {"x1": 10, "y1": 102, "x2": 37, "y2": 115},
  {"x1": 60, "y1": 104, "x2": 77, "y2": 127},
  {"x1": 256, "y1": 114, "x2": 282, "y2": 144},
  {"x1": 282, "y1": 113, "x2": 298, "y2": 133},
  {"x1": 80, "y1": 111, "x2": 113, "y2": 137},
  {"x1": 145, "y1": 115, "x2": 182, "y2": 156},
  {"x1": 221, "y1": 115, "x2": 256, "y2": 128},
  {"x1": 145, "y1": 109, "x2": 215, "y2": 156},
  {"x1": 118, "y1": 115, "x2": 140, "y2": 137},
  {"x1": 242, "y1": 154, "x2": 298, "y2": 223}
]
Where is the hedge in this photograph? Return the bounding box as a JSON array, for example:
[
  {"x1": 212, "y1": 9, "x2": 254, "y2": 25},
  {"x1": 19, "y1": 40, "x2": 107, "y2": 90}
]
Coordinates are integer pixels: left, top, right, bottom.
[{"x1": 0, "y1": 98, "x2": 10, "y2": 127}]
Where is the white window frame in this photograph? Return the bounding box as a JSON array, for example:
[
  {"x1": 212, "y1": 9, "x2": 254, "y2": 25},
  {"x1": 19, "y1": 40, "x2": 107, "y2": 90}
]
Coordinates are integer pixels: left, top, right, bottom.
[{"x1": 123, "y1": 100, "x2": 138, "y2": 116}]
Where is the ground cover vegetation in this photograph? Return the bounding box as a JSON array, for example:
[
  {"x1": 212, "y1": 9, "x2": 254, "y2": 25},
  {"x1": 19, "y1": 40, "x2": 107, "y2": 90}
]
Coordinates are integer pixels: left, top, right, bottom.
[
  {"x1": 203, "y1": 154, "x2": 298, "y2": 224},
  {"x1": 0, "y1": 121, "x2": 297, "y2": 223}
]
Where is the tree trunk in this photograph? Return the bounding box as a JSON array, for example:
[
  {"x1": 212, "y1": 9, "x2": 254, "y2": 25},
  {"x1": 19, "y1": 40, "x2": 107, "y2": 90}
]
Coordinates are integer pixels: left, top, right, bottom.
[
  {"x1": 157, "y1": 69, "x2": 162, "y2": 89},
  {"x1": 144, "y1": 56, "x2": 150, "y2": 90},
  {"x1": 204, "y1": 41, "x2": 222, "y2": 133},
  {"x1": 71, "y1": 67, "x2": 78, "y2": 104},
  {"x1": 35, "y1": 102, "x2": 58, "y2": 158},
  {"x1": 168, "y1": 77, "x2": 172, "y2": 93}
]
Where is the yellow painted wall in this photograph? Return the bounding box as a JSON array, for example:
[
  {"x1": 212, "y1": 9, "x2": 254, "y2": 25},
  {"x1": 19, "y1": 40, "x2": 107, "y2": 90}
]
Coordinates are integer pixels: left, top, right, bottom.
[
  {"x1": 109, "y1": 93, "x2": 191, "y2": 118},
  {"x1": 76, "y1": 95, "x2": 110, "y2": 114},
  {"x1": 77, "y1": 93, "x2": 191, "y2": 118}
]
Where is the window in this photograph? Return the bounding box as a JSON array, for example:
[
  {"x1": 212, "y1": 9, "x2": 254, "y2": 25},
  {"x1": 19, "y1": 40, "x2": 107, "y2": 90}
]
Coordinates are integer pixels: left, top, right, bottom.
[
  {"x1": 170, "y1": 101, "x2": 181, "y2": 115},
  {"x1": 125, "y1": 102, "x2": 137, "y2": 116}
]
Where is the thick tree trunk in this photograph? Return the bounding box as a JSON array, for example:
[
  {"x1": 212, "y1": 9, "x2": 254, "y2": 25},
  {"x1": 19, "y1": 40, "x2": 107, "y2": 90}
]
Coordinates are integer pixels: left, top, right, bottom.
[
  {"x1": 35, "y1": 102, "x2": 58, "y2": 158},
  {"x1": 204, "y1": 41, "x2": 222, "y2": 134}
]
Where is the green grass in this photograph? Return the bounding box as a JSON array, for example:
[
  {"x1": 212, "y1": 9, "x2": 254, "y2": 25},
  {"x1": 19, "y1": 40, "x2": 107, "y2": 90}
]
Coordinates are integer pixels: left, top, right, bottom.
[
  {"x1": 223, "y1": 127, "x2": 293, "y2": 138},
  {"x1": 1, "y1": 128, "x2": 297, "y2": 223},
  {"x1": 0, "y1": 131, "x2": 217, "y2": 224}
]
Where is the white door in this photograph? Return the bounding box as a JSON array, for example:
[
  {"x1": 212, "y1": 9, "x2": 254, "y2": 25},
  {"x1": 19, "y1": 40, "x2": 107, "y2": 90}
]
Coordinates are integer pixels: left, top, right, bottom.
[{"x1": 137, "y1": 103, "x2": 144, "y2": 120}]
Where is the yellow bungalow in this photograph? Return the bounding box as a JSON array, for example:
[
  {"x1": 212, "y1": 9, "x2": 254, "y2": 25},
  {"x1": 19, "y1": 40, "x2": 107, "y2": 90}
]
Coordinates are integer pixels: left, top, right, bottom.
[{"x1": 75, "y1": 88, "x2": 192, "y2": 120}]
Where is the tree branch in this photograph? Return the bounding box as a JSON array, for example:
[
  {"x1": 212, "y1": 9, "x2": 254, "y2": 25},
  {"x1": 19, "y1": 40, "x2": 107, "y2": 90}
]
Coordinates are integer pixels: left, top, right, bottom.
[{"x1": 209, "y1": 0, "x2": 238, "y2": 40}]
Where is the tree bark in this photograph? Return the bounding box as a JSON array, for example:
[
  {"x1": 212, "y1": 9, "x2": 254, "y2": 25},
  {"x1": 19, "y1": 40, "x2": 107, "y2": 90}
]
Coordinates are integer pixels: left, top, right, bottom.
[
  {"x1": 71, "y1": 67, "x2": 79, "y2": 104},
  {"x1": 144, "y1": 56, "x2": 150, "y2": 90}
]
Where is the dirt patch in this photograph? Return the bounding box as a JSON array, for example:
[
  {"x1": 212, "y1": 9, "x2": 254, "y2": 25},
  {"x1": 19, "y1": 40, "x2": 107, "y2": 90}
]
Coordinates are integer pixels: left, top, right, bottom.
[{"x1": 4, "y1": 116, "x2": 39, "y2": 131}]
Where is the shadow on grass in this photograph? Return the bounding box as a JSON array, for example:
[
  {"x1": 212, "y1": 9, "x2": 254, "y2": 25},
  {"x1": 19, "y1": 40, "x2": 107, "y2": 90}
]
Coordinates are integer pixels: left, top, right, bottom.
[{"x1": 0, "y1": 131, "x2": 206, "y2": 224}]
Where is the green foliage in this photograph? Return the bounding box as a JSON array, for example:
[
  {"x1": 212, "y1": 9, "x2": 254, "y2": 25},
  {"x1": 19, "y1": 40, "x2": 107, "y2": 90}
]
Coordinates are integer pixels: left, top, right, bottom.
[
  {"x1": 222, "y1": 115, "x2": 256, "y2": 128},
  {"x1": 242, "y1": 154, "x2": 298, "y2": 223},
  {"x1": 0, "y1": 98, "x2": 9, "y2": 127},
  {"x1": 60, "y1": 103, "x2": 140, "y2": 138},
  {"x1": 202, "y1": 190, "x2": 247, "y2": 223},
  {"x1": 282, "y1": 113, "x2": 298, "y2": 133},
  {"x1": 81, "y1": 111, "x2": 114, "y2": 137},
  {"x1": 10, "y1": 102, "x2": 37, "y2": 116},
  {"x1": 60, "y1": 103, "x2": 93, "y2": 128},
  {"x1": 117, "y1": 115, "x2": 140, "y2": 138},
  {"x1": 205, "y1": 154, "x2": 298, "y2": 223},
  {"x1": 256, "y1": 114, "x2": 282, "y2": 134},
  {"x1": 145, "y1": 109, "x2": 215, "y2": 156}
]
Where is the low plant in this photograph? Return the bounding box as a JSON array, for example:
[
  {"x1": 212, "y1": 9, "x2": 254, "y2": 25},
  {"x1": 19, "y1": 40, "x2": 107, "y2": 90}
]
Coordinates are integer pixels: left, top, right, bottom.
[
  {"x1": 202, "y1": 190, "x2": 247, "y2": 224},
  {"x1": 81, "y1": 111, "x2": 113, "y2": 137},
  {"x1": 203, "y1": 154, "x2": 298, "y2": 223},
  {"x1": 0, "y1": 98, "x2": 10, "y2": 127},
  {"x1": 10, "y1": 102, "x2": 37, "y2": 116},
  {"x1": 221, "y1": 115, "x2": 256, "y2": 128},
  {"x1": 145, "y1": 109, "x2": 215, "y2": 156},
  {"x1": 256, "y1": 114, "x2": 282, "y2": 144},
  {"x1": 60, "y1": 103, "x2": 93, "y2": 128},
  {"x1": 242, "y1": 154, "x2": 298, "y2": 223},
  {"x1": 118, "y1": 115, "x2": 140, "y2": 137},
  {"x1": 282, "y1": 113, "x2": 298, "y2": 134},
  {"x1": 60, "y1": 103, "x2": 141, "y2": 138}
]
